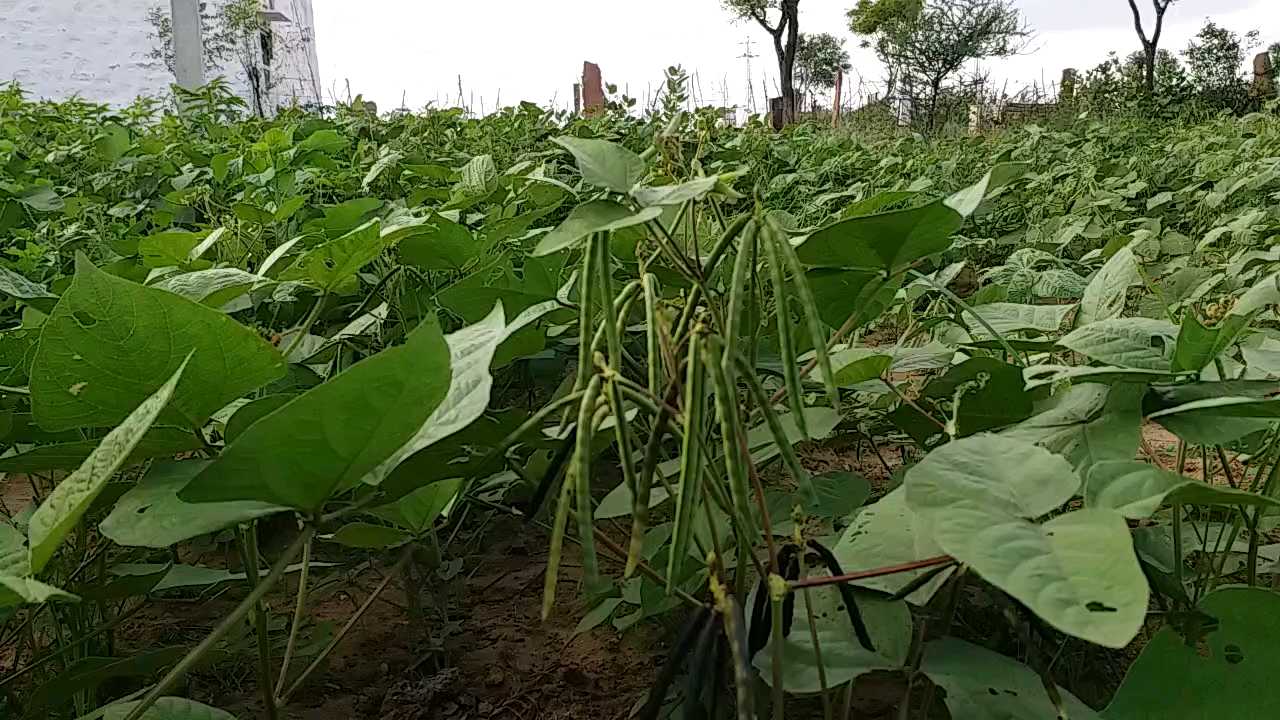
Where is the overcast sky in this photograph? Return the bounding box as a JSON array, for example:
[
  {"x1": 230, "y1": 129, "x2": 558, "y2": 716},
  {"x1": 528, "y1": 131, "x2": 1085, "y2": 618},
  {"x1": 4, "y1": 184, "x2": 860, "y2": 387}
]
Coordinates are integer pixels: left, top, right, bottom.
[{"x1": 310, "y1": 0, "x2": 1277, "y2": 113}]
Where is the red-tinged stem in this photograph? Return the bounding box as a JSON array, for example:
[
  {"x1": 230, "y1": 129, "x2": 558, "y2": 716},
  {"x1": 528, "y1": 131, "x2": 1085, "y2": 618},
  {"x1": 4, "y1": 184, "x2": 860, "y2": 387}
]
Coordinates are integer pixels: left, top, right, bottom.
[{"x1": 788, "y1": 555, "x2": 955, "y2": 590}]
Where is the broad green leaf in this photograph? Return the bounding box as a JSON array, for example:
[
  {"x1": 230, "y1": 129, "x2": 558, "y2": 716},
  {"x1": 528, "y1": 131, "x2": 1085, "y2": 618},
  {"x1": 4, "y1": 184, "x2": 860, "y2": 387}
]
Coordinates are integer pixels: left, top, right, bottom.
[
  {"x1": 595, "y1": 481, "x2": 670, "y2": 520},
  {"x1": 532, "y1": 200, "x2": 661, "y2": 257},
  {"x1": 747, "y1": 407, "x2": 842, "y2": 465},
  {"x1": 941, "y1": 162, "x2": 1030, "y2": 217},
  {"x1": 329, "y1": 522, "x2": 412, "y2": 549},
  {"x1": 1173, "y1": 275, "x2": 1280, "y2": 372},
  {"x1": 552, "y1": 136, "x2": 646, "y2": 193},
  {"x1": 154, "y1": 268, "x2": 268, "y2": 308},
  {"x1": 138, "y1": 230, "x2": 201, "y2": 269},
  {"x1": 1105, "y1": 587, "x2": 1280, "y2": 719},
  {"x1": 456, "y1": 154, "x2": 497, "y2": 196},
  {"x1": 0, "y1": 266, "x2": 55, "y2": 299},
  {"x1": 921, "y1": 638, "x2": 1098, "y2": 720},
  {"x1": 0, "y1": 429, "x2": 202, "y2": 473},
  {"x1": 0, "y1": 328, "x2": 37, "y2": 385},
  {"x1": 101, "y1": 461, "x2": 286, "y2": 548},
  {"x1": 891, "y1": 357, "x2": 1031, "y2": 446},
  {"x1": 281, "y1": 219, "x2": 395, "y2": 294},
  {"x1": 371, "y1": 478, "x2": 463, "y2": 534},
  {"x1": 798, "y1": 164, "x2": 1025, "y2": 271},
  {"x1": 363, "y1": 301, "x2": 555, "y2": 486},
  {"x1": 1023, "y1": 365, "x2": 1175, "y2": 391},
  {"x1": 806, "y1": 471, "x2": 872, "y2": 520},
  {"x1": 0, "y1": 522, "x2": 26, "y2": 576},
  {"x1": 31, "y1": 254, "x2": 285, "y2": 432},
  {"x1": 28, "y1": 360, "x2": 188, "y2": 574},
  {"x1": 299, "y1": 128, "x2": 348, "y2": 154},
  {"x1": 631, "y1": 176, "x2": 718, "y2": 207},
  {"x1": 574, "y1": 598, "x2": 623, "y2": 636},
  {"x1": 1077, "y1": 246, "x2": 1140, "y2": 327},
  {"x1": 224, "y1": 394, "x2": 295, "y2": 443},
  {"x1": 968, "y1": 302, "x2": 1075, "y2": 336},
  {"x1": 103, "y1": 697, "x2": 236, "y2": 720},
  {"x1": 1150, "y1": 396, "x2": 1280, "y2": 445},
  {"x1": 797, "y1": 200, "x2": 962, "y2": 271},
  {"x1": 830, "y1": 348, "x2": 892, "y2": 386},
  {"x1": 17, "y1": 185, "x2": 63, "y2": 211},
  {"x1": 26, "y1": 648, "x2": 185, "y2": 717},
  {"x1": 179, "y1": 317, "x2": 451, "y2": 512},
  {"x1": 1003, "y1": 383, "x2": 1144, "y2": 473},
  {"x1": 1086, "y1": 461, "x2": 1280, "y2": 518},
  {"x1": 806, "y1": 269, "x2": 899, "y2": 331},
  {"x1": 0, "y1": 575, "x2": 77, "y2": 608},
  {"x1": 754, "y1": 586, "x2": 911, "y2": 694},
  {"x1": 832, "y1": 487, "x2": 953, "y2": 605},
  {"x1": 906, "y1": 435, "x2": 1147, "y2": 648},
  {"x1": 397, "y1": 213, "x2": 477, "y2": 271},
  {"x1": 1060, "y1": 318, "x2": 1178, "y2": 370}
]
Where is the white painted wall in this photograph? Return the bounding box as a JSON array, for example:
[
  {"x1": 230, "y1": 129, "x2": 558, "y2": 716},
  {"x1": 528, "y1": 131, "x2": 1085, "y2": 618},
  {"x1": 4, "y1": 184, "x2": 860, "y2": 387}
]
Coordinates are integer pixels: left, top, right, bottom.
[{"x1": 0, "y1": 0, "x2": 321, "y2": 110}]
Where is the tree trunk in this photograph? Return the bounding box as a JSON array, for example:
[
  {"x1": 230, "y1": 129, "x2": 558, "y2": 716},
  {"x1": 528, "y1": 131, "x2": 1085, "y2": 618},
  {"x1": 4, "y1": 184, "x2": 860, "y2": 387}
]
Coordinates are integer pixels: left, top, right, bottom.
[
  {"x1": 927, "y1": 77, "x2": 943, "y2": 134},
  {"x1": 781, "y1": 0, "x2": 799, "y2": 122},
  {"x1": 1143, "y1": 44, "x2": 1156, "y2": 96}
]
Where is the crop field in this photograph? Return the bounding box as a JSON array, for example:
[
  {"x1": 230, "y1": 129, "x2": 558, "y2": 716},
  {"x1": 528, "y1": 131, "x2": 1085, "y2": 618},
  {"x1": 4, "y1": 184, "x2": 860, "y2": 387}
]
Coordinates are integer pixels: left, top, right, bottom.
[{"x1": 4, "y1": 78, "x2": 1280, "y2": 720}]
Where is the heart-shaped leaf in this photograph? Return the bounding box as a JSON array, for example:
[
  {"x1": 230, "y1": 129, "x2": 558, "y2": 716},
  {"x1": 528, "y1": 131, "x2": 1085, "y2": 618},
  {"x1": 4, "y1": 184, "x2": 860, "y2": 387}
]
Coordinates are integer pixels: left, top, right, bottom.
[
  {"x1": 906, "y1": 435, "x2": 1148, "y2": 648},
  {"x1": 179, "y1": 317, "x2": 451, "y2": 512},
  {"x1": 29, "y1": 359, "x2": 189, "y2": 574},
  {"x1": 30, "y1": 254, "x2": 284, "y2": 432}
]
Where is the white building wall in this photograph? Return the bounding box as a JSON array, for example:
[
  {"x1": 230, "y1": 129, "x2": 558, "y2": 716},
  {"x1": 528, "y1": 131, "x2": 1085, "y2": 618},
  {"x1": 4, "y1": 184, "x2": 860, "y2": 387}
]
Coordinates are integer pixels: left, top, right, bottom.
[{"x1": 0, "y1": 0, "x2": 320, "y2": 110}]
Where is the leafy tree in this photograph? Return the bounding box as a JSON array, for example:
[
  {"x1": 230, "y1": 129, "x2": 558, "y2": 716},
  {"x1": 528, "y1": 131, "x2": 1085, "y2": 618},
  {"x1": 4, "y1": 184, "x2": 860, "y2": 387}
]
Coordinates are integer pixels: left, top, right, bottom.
[
  {"x1": 1124, "y1": 0, "x2": 1176, "y2": 97},
  {"x1": 723, "y1": 0, "x2": 802, "y2": 122},
  {"x1": 1183, "y1": 20, "x2": 1259, "y2": 112},
  {"x1": 795, "y1": 33, "x2": 852, "y2": 107},
  {"x1": 848, "y1": 0, "x2": 1028, "y2": 132}
]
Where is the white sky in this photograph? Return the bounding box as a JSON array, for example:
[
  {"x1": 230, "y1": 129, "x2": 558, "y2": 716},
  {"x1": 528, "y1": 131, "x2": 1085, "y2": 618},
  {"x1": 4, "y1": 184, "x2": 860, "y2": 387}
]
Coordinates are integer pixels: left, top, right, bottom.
[{"x1": 311, "y1": 0, "x2": 1278, "y2": 113}]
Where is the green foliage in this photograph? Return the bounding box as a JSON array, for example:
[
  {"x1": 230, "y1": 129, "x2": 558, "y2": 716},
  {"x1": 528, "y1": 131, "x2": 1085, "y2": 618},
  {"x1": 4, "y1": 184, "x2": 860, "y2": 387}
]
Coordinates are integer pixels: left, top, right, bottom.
[{"x1": 6, "y1": 76, "x2": 1280, "y2": 720}]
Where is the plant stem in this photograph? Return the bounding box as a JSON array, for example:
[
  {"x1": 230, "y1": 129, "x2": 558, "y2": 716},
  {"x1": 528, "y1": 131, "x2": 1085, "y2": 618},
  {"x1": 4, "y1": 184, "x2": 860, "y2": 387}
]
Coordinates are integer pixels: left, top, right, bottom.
[
  {"x1": 788, "y1": 556, "x2": 955, "y2": 591},
  {"x1": 238, "y1": 525, "x2": 279, "y2": 720},
  {"x1": 1172, "y1": 441, "x2": 1187, "y2": 603},
  {"x1": 281, "y1": 291, "x2": 327, "y2": 359},
  {"x1": 121, "y1": 527, "x2": 315, "y2": 720},
  {"x1": 274, "y1": 535, "x2": 313, "y2": 698},
  {"x1": 278, "y1": 547, "x2": 413, "y2": 704}
]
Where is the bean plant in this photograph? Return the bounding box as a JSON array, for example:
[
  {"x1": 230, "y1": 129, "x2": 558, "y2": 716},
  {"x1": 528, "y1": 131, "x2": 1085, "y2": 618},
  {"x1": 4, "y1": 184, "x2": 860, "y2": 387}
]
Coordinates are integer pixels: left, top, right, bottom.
[{"x1": 3, "y1": 80, "x2": 1280, "y2": 719}]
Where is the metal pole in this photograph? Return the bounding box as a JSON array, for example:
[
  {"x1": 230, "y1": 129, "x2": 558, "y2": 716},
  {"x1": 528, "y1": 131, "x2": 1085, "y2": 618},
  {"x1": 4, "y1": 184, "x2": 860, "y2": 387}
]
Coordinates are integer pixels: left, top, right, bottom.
[{"x1": 170, "y1": 0, "x2": 204, "y2": 91}]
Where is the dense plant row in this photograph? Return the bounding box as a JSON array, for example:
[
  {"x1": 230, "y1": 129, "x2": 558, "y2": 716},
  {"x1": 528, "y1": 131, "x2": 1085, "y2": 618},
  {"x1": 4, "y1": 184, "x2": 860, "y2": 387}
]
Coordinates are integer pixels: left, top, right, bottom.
[{"x1": 4, "y1": 81, "x2": 1280, "y2": 719}]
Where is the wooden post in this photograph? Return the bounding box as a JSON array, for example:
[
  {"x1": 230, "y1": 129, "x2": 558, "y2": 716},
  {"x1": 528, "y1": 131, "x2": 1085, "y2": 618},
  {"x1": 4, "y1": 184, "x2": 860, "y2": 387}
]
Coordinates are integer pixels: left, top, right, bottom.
[
  {"x1": 170, "y1": 0, "x2": 204, "y2": 91},
  {"x1": 769, "y1": 97, "x2": 784, "y2": 131},
  {"x1": 582, "y1": 62, "x2": 605, "y2": 115},
  {"x1": 832, "y1": 68, "x2": 843, "y2": 128}
]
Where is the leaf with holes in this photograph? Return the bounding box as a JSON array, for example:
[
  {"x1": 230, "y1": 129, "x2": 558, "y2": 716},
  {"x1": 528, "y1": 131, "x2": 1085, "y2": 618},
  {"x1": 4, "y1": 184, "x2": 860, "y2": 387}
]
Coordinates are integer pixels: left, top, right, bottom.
[
  {"x1": 30, "y1": 254, "x2": 284, "y2": 432},
  {"x1": 922, "y1": 638, "x2": 1099, "y2": 719},
  {"x1": 100, "y1": 461, "x2": 286, "y2": 548},
  {"x1": 1106, "y1": 587, "x2": 1280, "y2": 719},
  {"x1": 1060, "y1": 318, "x2": 1179, "y2": 371},
  {"x1": 906, "y1": 435, "x2": 1148, "y2": 648},
  {"x1": 28, "y1": 360, "x2": 188, "y2": 574},
  {"x1": 832, "y1": 487, "x2": 953, "y2": 605}
]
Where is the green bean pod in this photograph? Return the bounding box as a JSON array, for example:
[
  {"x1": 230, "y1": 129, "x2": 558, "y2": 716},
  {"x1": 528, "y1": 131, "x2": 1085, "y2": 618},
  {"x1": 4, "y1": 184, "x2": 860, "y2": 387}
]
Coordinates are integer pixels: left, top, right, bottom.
[
  {"x1": 766, "y1": 212, "x2": 840, "y2": 410},
  {"x1": 760, "y1": 213, "x2": 810, "y2": 439},
  {"x1": 669, "y1": 330, "x2": 706, "y2": 589}
]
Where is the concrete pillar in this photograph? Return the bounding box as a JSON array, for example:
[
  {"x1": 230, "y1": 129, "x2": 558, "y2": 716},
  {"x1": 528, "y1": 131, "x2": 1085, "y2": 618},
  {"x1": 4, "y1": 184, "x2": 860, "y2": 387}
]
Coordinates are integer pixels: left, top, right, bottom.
[
  {"x1": 170, "y1": 0, "x2": 204, "y2": 90},
  {"x1": 1061, "y1": 68, "x2": 1079, "y2": 102}
]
